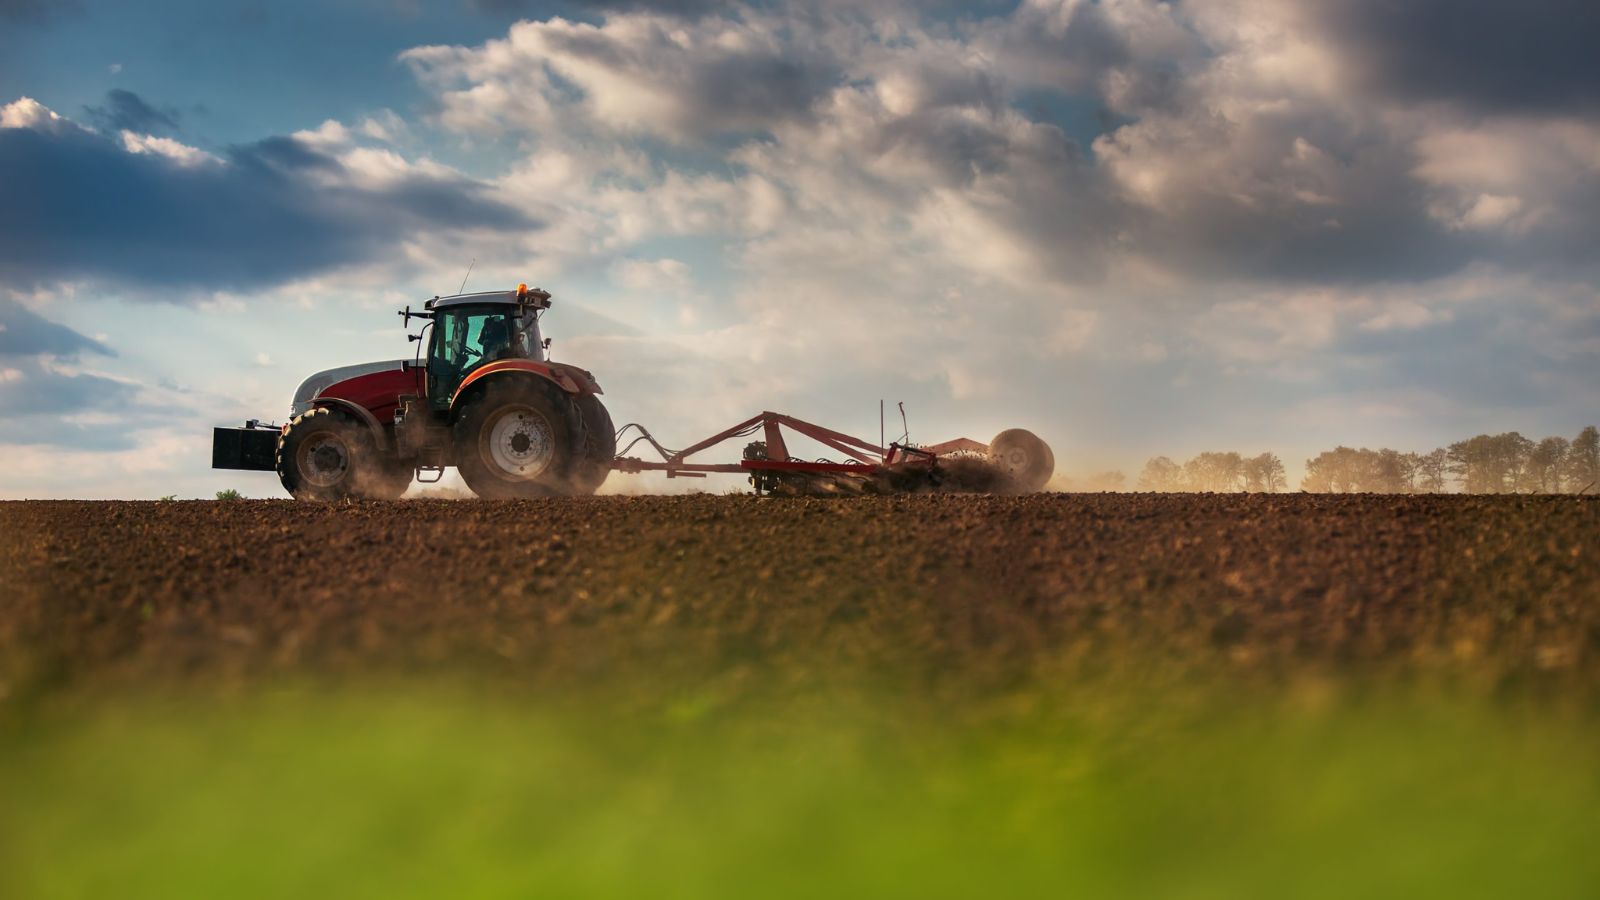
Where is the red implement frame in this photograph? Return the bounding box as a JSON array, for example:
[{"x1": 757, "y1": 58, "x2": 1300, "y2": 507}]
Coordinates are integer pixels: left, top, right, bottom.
[{"x1": 611, "y1": 411, "x2": 989, "y2": 479}]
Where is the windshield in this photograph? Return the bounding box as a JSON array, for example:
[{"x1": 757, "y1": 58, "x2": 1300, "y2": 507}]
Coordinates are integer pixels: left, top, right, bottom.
[{"x1": 427, "y1": 305, "x2": 542, "y2": 405}]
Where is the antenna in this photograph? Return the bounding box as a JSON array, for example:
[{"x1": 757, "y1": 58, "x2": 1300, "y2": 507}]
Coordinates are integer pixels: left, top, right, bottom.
[{"x1": 457, "y1": 257, "x2": 476, "y2": 294}]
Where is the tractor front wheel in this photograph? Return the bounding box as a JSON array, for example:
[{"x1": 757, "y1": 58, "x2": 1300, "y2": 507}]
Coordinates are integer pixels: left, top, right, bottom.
[
  {"x1": 453, "y1": 379, "x2": 580, "y2": 499},
  {"x1": 277, "y1": 407, "x2": 394, "y2": 501}
]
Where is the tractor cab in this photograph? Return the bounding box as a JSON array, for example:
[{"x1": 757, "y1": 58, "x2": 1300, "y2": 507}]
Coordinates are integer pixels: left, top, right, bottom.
[{"x1": 420, "y1": 285, "x2": 550, "y2": 410}]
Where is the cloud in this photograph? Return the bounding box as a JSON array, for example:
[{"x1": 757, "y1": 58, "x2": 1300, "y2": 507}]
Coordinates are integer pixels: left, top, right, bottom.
[
  {"x1": 0, "y1": 357, "x2": 139, "y2": 420},
  {"x1": 1312, "y1": 0, "x2": 1600, "y2": 115},
  {"x1": 403, "y1": 12, "x2": 839, "y2": 141},
  {"x1": 469, "y1": 0, "x2": 730, "y2": 17},
  {"x1": 0, "y1": 300, "x2": 148, "y2": 449},
  {"x1": 120, "y1": 131, "x2": 220, "y2": 166},
  {"x1": 394, "y1": 1, "x2": 1599, "y2": 292},
  {"x1": 84, "y1": 89, "x2": 179, "y2": 135},
  {"x1": 0, "y1": 297, "x2": 113, "y2": 359},
  {"x1": 0, "y1": 98, "x2": 540, "y2": 293},
  {"x1": 0, "y1": 96, "x2": 69, "y2": 131}
]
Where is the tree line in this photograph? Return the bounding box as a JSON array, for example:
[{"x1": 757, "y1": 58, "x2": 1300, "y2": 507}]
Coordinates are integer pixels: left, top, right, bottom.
[{"x1": 1132, "y1": 426, "x2": 1598, "y2": 494}]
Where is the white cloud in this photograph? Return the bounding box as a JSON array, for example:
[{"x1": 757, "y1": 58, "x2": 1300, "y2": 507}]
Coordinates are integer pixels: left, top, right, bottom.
[
  {"x1": 1, "y1": 96, "x2": 66, "y2": 130},
  {"x1": 119, "y1": 130, "x2": 220, "y2": 167}
]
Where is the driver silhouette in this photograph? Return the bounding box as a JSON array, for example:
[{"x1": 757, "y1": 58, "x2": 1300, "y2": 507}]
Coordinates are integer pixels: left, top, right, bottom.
[{"x1": 477, "y1": 317, "x2": 511, "y2": 361}]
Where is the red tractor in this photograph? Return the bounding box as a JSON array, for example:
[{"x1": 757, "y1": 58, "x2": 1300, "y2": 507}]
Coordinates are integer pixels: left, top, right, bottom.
[
  {"x1": 214, "y1": 284, "x2": 1057, "y2": 499},
  {"x1": 214, "y1": 285, "x2": 614, "y2": 500}
]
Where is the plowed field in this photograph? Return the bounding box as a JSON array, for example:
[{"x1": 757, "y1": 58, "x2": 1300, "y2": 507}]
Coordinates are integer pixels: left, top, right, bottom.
[{"x1": 3, "y1": 493, "x2": 1595, "y2": 693}]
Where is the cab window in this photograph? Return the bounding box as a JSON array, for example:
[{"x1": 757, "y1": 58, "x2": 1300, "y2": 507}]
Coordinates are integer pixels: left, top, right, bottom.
[{"x1": 427, "y1": 307, "x2": 514, "y2": 405}]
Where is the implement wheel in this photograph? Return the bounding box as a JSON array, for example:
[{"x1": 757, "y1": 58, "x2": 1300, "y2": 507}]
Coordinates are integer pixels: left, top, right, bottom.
[
  {"x1": 988, "y1": 428, "x2": 1055, "y2": 493},
  {"x1": 453, "y1": 377, "x2": 581, "y2": 499}
]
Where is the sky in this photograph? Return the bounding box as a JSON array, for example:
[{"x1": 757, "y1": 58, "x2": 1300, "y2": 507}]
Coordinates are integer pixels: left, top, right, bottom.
[{"x1": 1, "y1": 0, "x2": 1597, "y2": 498}]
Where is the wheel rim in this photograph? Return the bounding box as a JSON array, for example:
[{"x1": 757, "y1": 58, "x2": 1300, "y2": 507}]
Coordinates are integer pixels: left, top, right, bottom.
[
  {"x1": 297, "y1": 432, "x2": 350, "y2": 487},
  {"x1": 483, "y1": 404, "x2": 555, "y2": 479}
]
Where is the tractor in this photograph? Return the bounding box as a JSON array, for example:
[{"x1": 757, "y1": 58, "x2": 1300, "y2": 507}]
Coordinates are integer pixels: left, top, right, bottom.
[
  {"x1": 213, "y1": 284, "x2": 1057, "y2": 498},
  {"x1": 213, "y1": 285, "x2": 613, "y2": 500}
]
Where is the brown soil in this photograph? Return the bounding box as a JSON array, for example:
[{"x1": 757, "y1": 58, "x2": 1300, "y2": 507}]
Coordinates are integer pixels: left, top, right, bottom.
[{"x1": 1, "y1": 494, "x2": 1596, "y2": 697}]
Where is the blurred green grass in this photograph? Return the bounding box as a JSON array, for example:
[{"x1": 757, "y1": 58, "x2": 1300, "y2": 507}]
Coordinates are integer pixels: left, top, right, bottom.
[{"x1": 2, "y1": 676, "x2": 1596, "y2": 899}]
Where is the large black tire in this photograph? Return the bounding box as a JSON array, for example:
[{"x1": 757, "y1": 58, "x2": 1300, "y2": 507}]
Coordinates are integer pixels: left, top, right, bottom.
[
  {"x1": 277, "y1": 407, "x2": 402, "y2": 501},
  {"x1": 453, "y1": 378, "x2": 582, "y2": 499},
  {"x1": 987, "y1": 428, "x2": 1055, "y2": 493},
  {"x1": 569, "y1": 393, "x2": 616, "y2": 495}
]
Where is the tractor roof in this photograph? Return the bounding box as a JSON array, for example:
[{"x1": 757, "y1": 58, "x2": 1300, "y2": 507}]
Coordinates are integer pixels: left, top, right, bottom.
[{"x1": 426, "y1": 285, "x2": 551, "y2": 311}]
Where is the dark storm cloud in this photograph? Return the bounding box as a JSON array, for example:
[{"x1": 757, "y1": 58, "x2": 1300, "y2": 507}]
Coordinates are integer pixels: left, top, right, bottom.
[
  {"x1": 0, "y1": 298, "x2": 113, "y2": 358},
  {"x1": 683, "y1": 54, "x2": 830, "y2": 130},
  {"x1": 1317, "y1": 0, "x2": 1600, "y2": 114},
  {"x1": 84, "y1": 90, "x2": 180, "y2": 135},
  {"x1": 1128, "y1": 185, "x2": 1473, "y2": 285},
  {"x1": 0, "y1": 122, "x2": 539, "y2": 293}
]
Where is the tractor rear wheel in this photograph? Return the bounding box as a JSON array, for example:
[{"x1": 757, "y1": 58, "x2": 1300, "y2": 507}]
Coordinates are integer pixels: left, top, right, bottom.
[
  {"x1": 277, "y1": 407, "x2": 384, "y2": 501},
  {"x1": 988, "y1": 428, "x2": 1055, "y2": 493},
  {"x1": 569, "y1": 393, "x2": 615, "y2": 495},
  {"x1": 453, "y1": 378, "x2": 580, "y2": 499}
]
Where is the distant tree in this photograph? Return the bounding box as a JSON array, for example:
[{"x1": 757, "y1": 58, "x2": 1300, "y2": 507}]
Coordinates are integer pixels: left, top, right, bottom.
[
  {"x1": 1417, "y1": 449, "x2": 1449, "y2": 493},
  {"x1": 1446, "y1": 436, "x2": 1489, "y2": 492},
  {"x1": 1137, "y1": 456, "x2": 1185, "y2": 491},
  {"x1": 1302, "y1": 450, "x2": 1335, "y2": 493},
  {"x1": 215, "y1": 489, "x2": 243, "y2": 501},
  {"x1": 1183, "y1": 451, "x2": 1244, "y2": 492},
  {"x1": 1241, "y1": 452, "x2": 1286, "y2": 492},
  {"x1": 1303, "y1": 446, "x2": 1368, "y2": 492},
  {"x1": 1565, "y1": 426, "x2": 1599, "y2": 493},
  {"x1": 1526, "y1": 437, "x2": 1570, "y2": 493},
  {"x1": 1399, "y1": 452, "x2": 1422, "y2": 492},
  {"x1": 1370, "y1": 448, "x2": 1410, "y2": 493},
  {"x1": 1504, "y1": 433, "x2": 1534, "y2": 491},
  {"x1": 1448, "y1": 433, "x2": 1532, "y2": 493}
]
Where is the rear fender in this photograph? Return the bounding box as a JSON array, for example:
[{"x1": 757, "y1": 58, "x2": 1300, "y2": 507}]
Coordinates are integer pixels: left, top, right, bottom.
[
  {"x1": 450, "y1": 360, "x2": 601, "y2": 410},
  {"x1": 312, "y1": 398, "x2": 390, "y2": 450}
]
